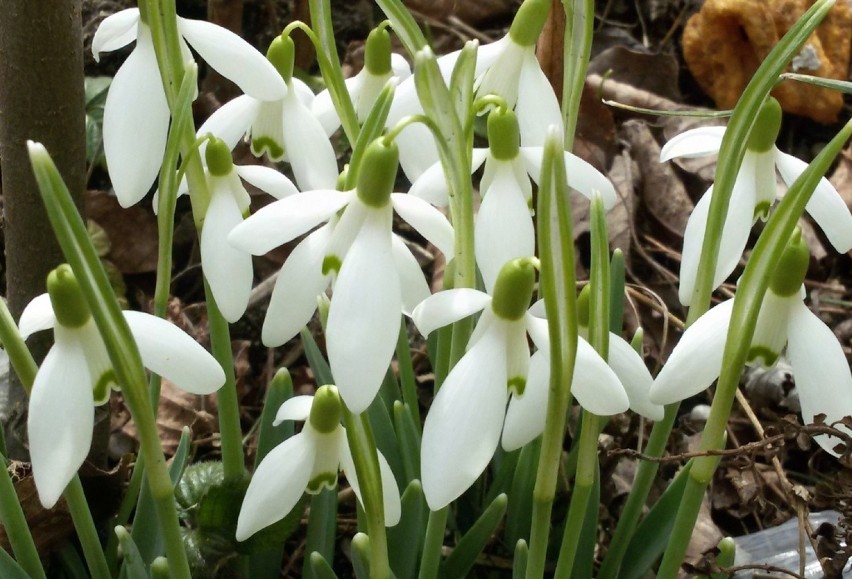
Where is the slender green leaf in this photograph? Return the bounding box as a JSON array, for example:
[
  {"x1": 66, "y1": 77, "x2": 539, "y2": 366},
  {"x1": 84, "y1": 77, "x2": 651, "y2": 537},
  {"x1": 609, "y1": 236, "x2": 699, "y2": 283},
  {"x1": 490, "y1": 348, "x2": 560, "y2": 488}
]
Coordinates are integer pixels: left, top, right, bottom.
[
  {"x1": 393, "y1": 401, "x2": 422, "y2": 483},
  {"x1": 443, "y1": 494, "x2": 508, "y2": 578},
  {"x1": 304, "y1": 489, "x2": 338, "y2": 579},
  {"x1": 309, "y1": 551, "x2": 339, "y2": 579},
  {"x1": 0, "y1": 547, "x2": 34, "y2": 579},
  {"x1": 351, "y1": 533, "x2": 371, "y2": 579},
  {"x1": 512, "y1": 540, "x2": 528, "y2": 579},
  {"x1": 115, "y1": 526, "x2": 148, "y2": 579},
  {"x1": 388, "y1": 480, "x2": 427, "y2": 579},
  {"x1": 255, "y1": 368, "x2": 294, "y2": 467}
]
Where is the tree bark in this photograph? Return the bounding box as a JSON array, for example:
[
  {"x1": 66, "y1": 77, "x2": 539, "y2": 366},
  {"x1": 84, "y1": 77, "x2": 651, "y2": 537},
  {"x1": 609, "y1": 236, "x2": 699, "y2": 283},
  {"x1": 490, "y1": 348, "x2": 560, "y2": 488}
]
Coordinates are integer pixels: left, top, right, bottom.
[{"x1": 0, "y1": 0, "x2": 86, "y2": 458}]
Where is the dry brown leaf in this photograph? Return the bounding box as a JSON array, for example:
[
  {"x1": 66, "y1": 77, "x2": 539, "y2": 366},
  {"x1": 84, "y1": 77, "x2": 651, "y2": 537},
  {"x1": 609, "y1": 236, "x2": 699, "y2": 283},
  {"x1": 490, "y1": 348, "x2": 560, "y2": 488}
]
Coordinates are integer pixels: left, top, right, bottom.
[
  {"x1": 588, "y1": 46, "x2": 682, "y2": 103},
  {"x1": 829, "y1": 146, "x2": 852, "y2": 212},
  {"x1": 403, "y1": 0, "x2": 515, "y2": 25},
  {"x1": 85, "y1": 189, "x2": 159, "y2": 274}
]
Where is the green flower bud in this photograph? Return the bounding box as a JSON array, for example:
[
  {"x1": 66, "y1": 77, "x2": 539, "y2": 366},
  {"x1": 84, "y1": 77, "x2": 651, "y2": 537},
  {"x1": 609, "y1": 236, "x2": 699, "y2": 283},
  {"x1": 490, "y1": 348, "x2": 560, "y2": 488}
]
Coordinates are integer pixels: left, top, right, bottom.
[
  {"x1": 769, "y1": 228, "x2": 809, "y2": 297},
  {"x1": 491, "y1": 258, "x2": 536, "y2": 321},
  {"x1": 47, "y1": 264, "x2": 91, "y2": 328},
  {"x1": 267, "y1": 35, "x2": 295, "y2": 82},
  {"x1": 488, "y1": 109, "x2": 520, "y2": 161},
  {"x1": 356, "y1": 138, "x2": 399, "y2": 208},
  {"x1": 746, "y1": 97, "x2": 782, "y2": 153},
  {"x1": 205, "y1": 137, "x2": 233, "y2": 177},
  {"x1": 365, "y1": 27, "x2": 392, "y2": 76},
  {"x1": 309, "y1": 385, "x2": 342, "y2": 434},
  {"x1": 509, "y1": 0, "x2": 551, "y2": 47},
  {"x1": 576, "y1": 285, "x2": 591, "y2": 329}
]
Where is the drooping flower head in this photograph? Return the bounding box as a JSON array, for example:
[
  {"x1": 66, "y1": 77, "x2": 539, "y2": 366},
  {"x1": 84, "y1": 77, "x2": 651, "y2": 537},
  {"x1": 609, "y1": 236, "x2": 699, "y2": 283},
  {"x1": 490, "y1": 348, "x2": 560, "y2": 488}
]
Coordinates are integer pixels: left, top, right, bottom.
[
  {"x1": 236, "y1": 385, "x2": 401, "y2": 541},
  {"x1": 650, "y1": 230, "x2": 852, "y2": 456},
  {"x1": 25, "y1": 265, "x2": 225, "y2": 507}
]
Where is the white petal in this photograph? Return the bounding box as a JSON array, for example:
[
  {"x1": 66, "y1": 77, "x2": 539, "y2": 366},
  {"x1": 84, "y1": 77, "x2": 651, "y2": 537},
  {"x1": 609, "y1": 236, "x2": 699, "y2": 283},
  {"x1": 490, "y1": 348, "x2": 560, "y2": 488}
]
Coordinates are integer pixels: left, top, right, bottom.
[
  {"x1": 775, "y1": 151, "x2": 852, "y2": 253},
  {"x1": 392, "y1": 235, "x2": 431, "y2": 316},
  {"x1": 515, "y1": 50, "x2": 563, "y2": 147},
  {"x1": 263, "y1": 225, "x2": 332, "y2": 346},
  {"x1": 411, "y1": 289, "x2": 491, "y2": 337},
  {"x1": 235, "y1": 165, "x2": 298, "y2": 199},
  {"x1": 786, "y1": 301, "x2": 852, "y2": 456},
  {"x1": 326, "y1": 209, "x2": 400, "y2": 413},
  {"x1": 19, "y1": 294, "x2": 56, "y2": 339},
  {"x1": 408, "y1": 161, "x2": 451, "y2": 207},
  {"x1": 650, "y1": 300, "x2": 734, "y2": 404},
  {"x1": 28, "y1": 339, "x2": 94, "y2": 508},
  {"x1": 103, "y1": 28, "x2": 170, "y2": 207},
  {"x1": 524, "y1": 311, "x2": 550, "y2": 351},
  {"x1": 505, "y1": 320, "x2": 531, "y2": 393},
  {"x1": 659, "y1": 126, "x2": 727, "y2": 162},
  {"x1": 391, "y1": 53, "x2": 412, "y2": 79},
  {"x1": 198, "y1": 95, "x2": 261, "y2": 151},
  {"x1": 92, "y1": 8, "x2": 140, "y2": 60},
  {"x1": 310, "y1": 84, "x2": 343, "y2": 136},
  {"x1": 281, "y1": 91, "x2": 339, "y2": 191},
  {"x1": 177, "y1": 18, "x2": 285, "y2": 101},
  {"x1": 607, "y1": 333, "x2": 663, "y2": 421},
  {"x1": 123, "y1": 311, "x2": 225, "y2": 395},
  {"x1": 229, "y1": 190, "x2": 351, "y2": 255},
  {"x1": 420, "y1": 325, "x2": 508, "y2": 510},
  {"x1": 390, "y1": 193, "x2": 454, "y2": 258},
  {"x1": 274, "y1": 395, "x2": 314, "y2": 425},
  {"x1": 572, "y1": 337, "x2": 629, "y2": 415},
  {"x1": 338, "y1": 433, "x2": 402, "y2": 526},
  {"x1": 475, "y1": 163, "x2": 535, "y2": 293},
  {"x1": 520, "y1": 147, "x2": 617, "y2": 209},
  {"x1": 236, "y1": 434, "x2": 314, "y2": 541},
  {"x1": 201, "y1": 184, "x2": 253, "y2": 322},
  {"x1": 502, "y1": 349, "x2": 549, "y2": 451}
]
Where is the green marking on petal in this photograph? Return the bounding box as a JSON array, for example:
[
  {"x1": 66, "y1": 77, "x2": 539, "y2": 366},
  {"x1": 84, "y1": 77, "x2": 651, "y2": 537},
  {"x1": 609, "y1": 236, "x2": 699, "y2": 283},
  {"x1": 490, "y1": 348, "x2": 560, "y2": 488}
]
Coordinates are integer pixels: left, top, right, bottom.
[
  {"x1": 754, "y1": 200, "x2": 772, "y2": 220},
  {"x1": 47, "y1": 264, "x2": 91, "y2": 328},
  {"x1": 267, "y1": 35, "x2": 294, "y2": 82},
  {"x1": 508, "y1": 376, "x2": 526, "y2": 396},
  {"x1": 205, "y1": 138, "x2": 233, "y2": 177},
  {"x1": 309, "y1": 385, "x2": 342, "y2": 434},
  {"x1": 492, "y1": 258, "x2": 536, "y2": 321},
  {"x1": 508, "y1": 0, "x2": 551, "y2": 47},
  {"x1": 747, "y1": 345, "x2": 780, "y2": 367},
  {"x1": 307, "y1": 471, "x2": 338, "y2": 494},
  {"x1": 365, "y1": 27, "x2": 392, "y2": 75},
  {"x1": 769, "y1": 228, "x2": 809, "y2": 297},
  {"x1": 356, "y1": 139, "x2": 398, "y2": 208},
  {"x1": 488, "y1": 109, "x2": 520, "y2": 161},
  {"x1": 322, "y1": 254, "x2": 342, "y2": 276},
  {"x1": 746, "y1": 97, "x2": 782, "y2": 153},
  {"x1": 92, "y1": 369, "x2": 118, "y2": 405},
  {"x1": 251, "y1": 137, "x2": 285, "y2": 161}
]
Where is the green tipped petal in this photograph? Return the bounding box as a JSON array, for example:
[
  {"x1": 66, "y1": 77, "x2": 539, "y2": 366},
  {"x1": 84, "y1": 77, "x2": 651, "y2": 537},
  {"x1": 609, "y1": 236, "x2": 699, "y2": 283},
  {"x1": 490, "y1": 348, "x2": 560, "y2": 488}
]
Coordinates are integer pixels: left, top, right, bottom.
[
  {"x1": 491, "y1": 258, "x2": 536, "y2": 321},
  {"x1": 356, "y1": 139, "x2": 398, "y2": 208},
  {"x1": 47, "y1": 265, "x2": 91, "y2": 328},
  {"x1": 488, "y1": 108, "x2": 520, "y2": 161},
  {"x1": 365, "y1": 27, "x2": 392, "y2": 75},
  {"x1": 266, "y1": 35, "x2": 294, "y2": 82},
  {"x1": 309, "y1": 385, "x2": 343, "y2": 434},
  {"x1": 769, "y1": 228, "x2": 809, "y2": 297},
  {"x1": 746, "y1": 97, "x2": 782, "y2": 153},
  {"x1": 205, "y1": 137, "x2": 233, "y2": 177},
  {"x1": 508, "y1": 0, "x2": 551, "y2": 46}
]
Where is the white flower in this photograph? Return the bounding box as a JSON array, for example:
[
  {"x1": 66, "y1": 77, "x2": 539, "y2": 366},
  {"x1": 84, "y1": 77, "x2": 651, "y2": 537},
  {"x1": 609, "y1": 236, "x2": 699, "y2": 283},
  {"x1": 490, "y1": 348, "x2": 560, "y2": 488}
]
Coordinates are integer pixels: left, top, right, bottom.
[
  {"x1": 236, "y1": 386, "x2": 400, "y2": 541},
  {"x1": 23, "y1": 266, "x2": 225, "y2": 508},
  {"x1": 198, "y1": 35, "x2": 339, "y2": 192},
  {"x1": 199, "y1": 140, "x2": 298, "y2": 322},
  {"x1": 229, "y1": 140, "x2": 453, "y2": 413},
  {"x1": 414, "y1": 259, "x2": 630, "y2": 510},
  {"x1": 92, "y1": 8, "x2": 286, "y2": 207},
  {"x1": 650, "y1": 233, "x2": 852, "y2": 456},
  {"x1": 410, "y1": 108, "x2": 616, "y2": 292},
  {"x1": 661, "y1": 98, "x2": 852, "y2": 306}
]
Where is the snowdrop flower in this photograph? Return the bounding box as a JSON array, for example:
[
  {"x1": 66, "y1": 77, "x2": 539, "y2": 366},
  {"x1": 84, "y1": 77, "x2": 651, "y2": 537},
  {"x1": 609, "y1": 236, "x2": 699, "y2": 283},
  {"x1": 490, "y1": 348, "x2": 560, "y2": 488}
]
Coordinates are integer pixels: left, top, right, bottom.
[
  {"x1": 650, "y1": 231, "x2": 852, "y2": 456},
  {"x1": 502, "y1": 287, "x2": 664, "y2": 452},
  {"x1": 237, "y1": 385, "x2": 400, "y2": 540},
  {"x1": 411, "y1": 107, "x2": 617, "y2": 291},
  {"x1": 661, "y1": 97, "x2": 852, "y2": 306},
  {"x1": 312, "y1": 26, "x2": 411, "y2": 135},
  {"x1": 198, "y1": 35, "x2": 338, "y2": 191},
  {"x1": 230, "y1": 138, "x2": 453, "y2": 413},
  {"x1": 199, "y1": 138, "x2": 298, "y2": 322},
  {"x1": 24, "y1": 265, "x2": 225, "y2": 508},
  {"x1": 92, "y1": 8, "x2": 286, "y2": 207},
  {"x1": 415, "y1": 259, "x2": 629, "y2": 509}
]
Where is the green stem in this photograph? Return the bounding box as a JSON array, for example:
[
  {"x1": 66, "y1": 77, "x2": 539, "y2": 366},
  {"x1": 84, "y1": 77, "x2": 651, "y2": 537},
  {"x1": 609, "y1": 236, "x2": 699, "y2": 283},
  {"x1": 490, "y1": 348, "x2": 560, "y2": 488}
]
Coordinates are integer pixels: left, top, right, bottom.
[
  {"x1": 63, "y1": 477, "x2": 111, "y2": 579},
  {"x1": 395, "y1": 319, "x2": 420, "y2": 426},
  {"x1": 655, "y1": 472, "x2": 711, "y2": 577},
  {"x1": 561, "y1": 0, "x2": 594, "y2": 150},
  {"x1": 0, "y1": 453, "x2": 45, "y2": 579},
  {"x1": 418, "y1": 507, "x2": 448, "y2": 579},
  {"x1": 342, "y1": 409, "x2": 390, "y2": 579}
]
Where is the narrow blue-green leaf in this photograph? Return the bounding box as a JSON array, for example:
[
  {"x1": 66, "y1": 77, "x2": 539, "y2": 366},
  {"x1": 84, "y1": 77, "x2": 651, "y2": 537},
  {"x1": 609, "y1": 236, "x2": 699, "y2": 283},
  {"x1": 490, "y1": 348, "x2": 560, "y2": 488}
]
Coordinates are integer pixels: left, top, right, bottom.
[
  {"x1": 301, "y1": 329, "x2": 334, "y2": 385},
  {"x1": 374, "y1": 0, "x2": 429, "y2": 55},
  {"x1": 609, "y1": 249, "x2": 625, "y2": 334},
  {"x1": 780, "y1": 72, "x2": 852, "y2": 93},
  {"x1": 512, "y1": 540, "x2": 528, "y2": 579},
  {"x1": 303, "y1": 488, "x2": 338, "y2": 579},
  {"x1": 570, "y1": 465, "x2": 600, "y2": 579},
  {"x1": 309, "y1": 551, "x2": 339, "y2": 579},
  {"x1": 393, "y1": 401, "x2": 422, "y2": 483},
  {"x1": 443, "y1": 494, "x2": 508, "y2": 578},
  {"x1": 149, "y1": 557, "x2": 171, "y2": 579},
  {"x1": 367, "y1": 384, "x2": 404, "y2": 489},
  {"x1": 620, "y1": 462, "x2": 693, "y2": 579},
  {"x1": 388, "y1": 480, "x2": 427, "y2": 579},
  {"x1": 115, "y1": 526, "x2": 149, "y2": 579},
  {"x1": 449, "y1": 41, "x2": 477, "y2": 135},
  {"x1": 351, "y1": 533, "x2": 371, "y2": 579},
  {"x1": 255, "y1": 368, "x2": 294, "y2": 467},
  {"x1": 0, "y1": 453, "x2": 45, "y2": 579},
  {"x1": 58, "y1": 544, "x2": 89, "y2": 579},
  {"x1": 484, "y1": 447, "x2": 519, "y2": 507},
  {"x1": 169, "y1": 427, "x2": 191, "y2": 485},
  {"x1": 0, "y1": 547, "x2": 33, "y2": 579},
  {"x1": 396, "y1": 320, "x2": 421, "y2": 426}
]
